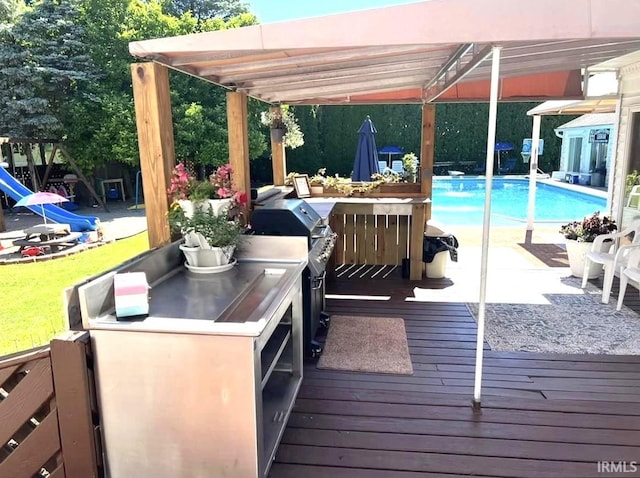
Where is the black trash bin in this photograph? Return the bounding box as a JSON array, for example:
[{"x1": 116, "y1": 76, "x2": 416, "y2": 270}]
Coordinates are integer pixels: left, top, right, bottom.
[{"x1": 423, "y1": 224, "x2": 458, "y2": 278}]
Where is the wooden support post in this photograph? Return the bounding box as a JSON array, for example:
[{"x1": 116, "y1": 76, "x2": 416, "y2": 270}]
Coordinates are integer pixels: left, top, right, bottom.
[
  {"x1": 50, "y1": 331, "x2": 101, "y2": 478},
  {"x1": 270, "y1": 106, "x2": 286, "y2": 186},
  {"x1": 420, "y1": 104, "x2": 435, "y2": 222},
  {"x1": 131, "y1": 62, "x2": 176, "y2": 248},
  {"x1": 25, "y1": 144, "x2": 40, "y2": 192},
  {"x1": 410, "y1": 203, "x2": 427, "y2": 280},
  {"x1": 40, "y1": 144, "x2": 59, "y2": 190},
  {"x1": 226, "y1": 92, "x2": 251, "y2": 201}
]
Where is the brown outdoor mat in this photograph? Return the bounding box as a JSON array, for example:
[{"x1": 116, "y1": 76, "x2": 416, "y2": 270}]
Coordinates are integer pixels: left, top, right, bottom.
[{"x1": 317, "y1": 315, "x2": 413, "y2": 375}]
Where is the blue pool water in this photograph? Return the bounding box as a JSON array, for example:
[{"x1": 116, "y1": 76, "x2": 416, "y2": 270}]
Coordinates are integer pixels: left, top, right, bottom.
[{"x1": 431, "y1": 178, "x2": 606, "y2": 226}]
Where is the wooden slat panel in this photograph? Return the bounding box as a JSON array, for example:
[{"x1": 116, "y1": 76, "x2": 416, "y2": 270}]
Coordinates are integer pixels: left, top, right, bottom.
[
  {"x1": 384, "y1": 215, "x2": 398, "y2": 265},
  {"x1": 365, "y1": 215, "x2": 376, "y2": 264},
  {"x1": 47, "y1": 464, "x2": 66, "y2": 478},
  {"x1": 50, "y1": 332, "x2": 100, "y2": 478},
  {"x1": 0, "y1": 411, "x2": 61, "y2": 478},
  {"x1": 330, "y1": 214, "x2": 345, "y2": 263},
  {"x1": 0, "y1": 346, "x2": 50, "y2": 369},
  {"x1": 397, "y1": 215, "x2": 409, "y2": 261},
  {"x1": 355, "y1": 214, "x2": 366, "y2": 264},
  {"x1": 0, "y1": 364, "x2": 19, "y2": 389},
  {"x1": 375, "y1": 215, "x2": 386, "y2": 264},
  {"x1": 0, "y1": 358, "x2": 54, "y2": 446},
  {"x1": 344, "y1": 214, "x2": 355, "y2": 264}
]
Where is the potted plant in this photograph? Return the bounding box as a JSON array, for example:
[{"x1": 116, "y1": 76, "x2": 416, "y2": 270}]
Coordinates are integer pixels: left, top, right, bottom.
[
  {"x1": 559, "y1": 211, "x2": 617, "y2": 278},
  {"x1": 260, "y1": 105, "x2": 304, "y2": 148},
  {"x1": 173, "y1": 206, "x2": 246, "y2": 268},
  {"x1": 167, "y1": 162, "x2": 248, "y2": 269},
  {"x1": 401, "y1": 152, "x2": 418, "y2": 183},
  {"x1": 168, "y1": 162, "x2": 244, "y2": 218}
]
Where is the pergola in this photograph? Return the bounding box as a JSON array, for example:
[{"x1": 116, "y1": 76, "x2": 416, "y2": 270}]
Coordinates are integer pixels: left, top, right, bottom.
[
  {"x1": 127, "y1": 0, "x2": 640, "y2": 403},
  {"x1": 129, "y1": 0, "x2": 640, "y2": 244}
]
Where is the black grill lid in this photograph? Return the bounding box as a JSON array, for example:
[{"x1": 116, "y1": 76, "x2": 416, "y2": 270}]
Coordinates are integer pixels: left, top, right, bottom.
[{"x1": 251, "y1": 199, "x2": 321, "y2": 240}]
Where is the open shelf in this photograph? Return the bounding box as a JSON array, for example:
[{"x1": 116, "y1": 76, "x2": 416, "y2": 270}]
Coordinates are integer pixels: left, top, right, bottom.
[
  {"x1": 261, "y1": 370, "x2": 302, "y2": 472},
  {"x1": 261, "y1": 323, "x2": 291, "y2": 389}
]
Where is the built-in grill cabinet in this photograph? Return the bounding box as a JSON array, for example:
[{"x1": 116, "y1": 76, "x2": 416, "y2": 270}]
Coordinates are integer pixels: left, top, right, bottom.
[{"x1": 251, "y1": 199, "x2": 336, "y2": 357}]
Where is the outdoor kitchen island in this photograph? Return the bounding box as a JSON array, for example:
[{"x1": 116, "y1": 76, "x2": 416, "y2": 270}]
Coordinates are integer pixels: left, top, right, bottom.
[{"x1": 68, "y1": 236, "x2": 308, "y2": 478}]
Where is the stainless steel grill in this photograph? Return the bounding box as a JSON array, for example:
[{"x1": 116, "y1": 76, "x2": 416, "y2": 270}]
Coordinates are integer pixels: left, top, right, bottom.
[{"x1": 251, "y1": 199, "x2": 336, "y2": 357}]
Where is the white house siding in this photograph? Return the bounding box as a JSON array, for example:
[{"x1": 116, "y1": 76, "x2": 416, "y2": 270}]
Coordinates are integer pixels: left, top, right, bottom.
[{"x1": 612, "y1": 61, "x2": 640, "y2": 226}]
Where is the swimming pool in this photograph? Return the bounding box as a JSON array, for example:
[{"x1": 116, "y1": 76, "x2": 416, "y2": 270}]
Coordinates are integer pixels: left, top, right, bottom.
[{"x1": 430, "y1": 178, "x2": 607, "y2": 226}]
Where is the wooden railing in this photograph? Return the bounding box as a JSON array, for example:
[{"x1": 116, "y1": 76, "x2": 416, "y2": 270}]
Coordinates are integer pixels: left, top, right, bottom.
[{"x1": 0, "y1": 332, "x2": 102, "y2": 478}]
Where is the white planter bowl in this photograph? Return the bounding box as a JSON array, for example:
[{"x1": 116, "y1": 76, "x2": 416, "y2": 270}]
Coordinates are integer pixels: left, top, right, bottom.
[{"x1": 179, "y1": 244, "x2": 235, "y2": 268}]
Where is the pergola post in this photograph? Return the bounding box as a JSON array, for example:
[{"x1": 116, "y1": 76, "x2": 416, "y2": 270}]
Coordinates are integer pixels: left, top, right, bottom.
[
  {"x1": 270, "y1": 106, "x2": 286, "y2": 186},
  {"x1": 131, "y1": 62, "x2": 176, "y2": 248},
  {"x1": 226, "y1": 92, "x2": 251, "y2": 200},
  {"x1": 420, "y1": 104, "x2": 435, "y2": 221}
]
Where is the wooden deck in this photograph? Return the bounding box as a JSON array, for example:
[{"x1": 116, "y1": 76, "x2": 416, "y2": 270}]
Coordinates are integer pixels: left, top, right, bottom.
[{"x1": 269, "y1": 269, "x2": 640, "y2": 478}]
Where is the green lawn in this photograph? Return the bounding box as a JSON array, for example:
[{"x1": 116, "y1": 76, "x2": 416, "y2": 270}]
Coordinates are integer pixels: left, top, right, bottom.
[{"x1": 1, "y1": 233, "x2": 149, "y2": 356}]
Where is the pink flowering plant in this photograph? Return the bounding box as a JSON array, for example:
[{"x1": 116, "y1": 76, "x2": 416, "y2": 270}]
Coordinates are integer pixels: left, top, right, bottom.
[
  {"x1": 167, "y1": 162, "x2": 249, "y2": 239},
  {"x1": 168, "y1": 162, "x2": 245, "y2": 203}
]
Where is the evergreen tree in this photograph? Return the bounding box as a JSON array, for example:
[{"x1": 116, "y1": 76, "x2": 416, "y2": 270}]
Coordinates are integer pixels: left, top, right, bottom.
[{"x1": 0, "y1": 0, "x2": 99, "y2": 139}]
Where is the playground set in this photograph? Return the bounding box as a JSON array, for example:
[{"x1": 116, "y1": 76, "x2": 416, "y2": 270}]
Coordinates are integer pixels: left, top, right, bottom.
[{"x1": 0, "y1": 139, "x2": 109, "y2": 262}]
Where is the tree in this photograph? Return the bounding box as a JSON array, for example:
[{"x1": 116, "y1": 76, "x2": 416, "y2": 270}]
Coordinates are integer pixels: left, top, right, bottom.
[
  {"x1": 0, "y1": 0, "x2": 99, "y2": 141},
  {"x1": 162, "y1": 0, "x2": 249, "y2": 22},
  {"x1": 0, "y1": 0, "x2": 22, "y2": 22}
]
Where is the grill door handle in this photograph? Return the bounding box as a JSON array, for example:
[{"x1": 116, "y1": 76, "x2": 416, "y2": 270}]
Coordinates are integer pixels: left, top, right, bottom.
[{"x1": 311, "y1": 271, "x2": 326, "y2": 290}]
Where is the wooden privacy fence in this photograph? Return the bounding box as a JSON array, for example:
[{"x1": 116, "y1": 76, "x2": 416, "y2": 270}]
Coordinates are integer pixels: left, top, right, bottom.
[
  {"x1": 329, "y1": 200, "x2": 427, "y2": 279},
  {"x1": 0, "y1": 332, "x2": 102, "y2": 478}
]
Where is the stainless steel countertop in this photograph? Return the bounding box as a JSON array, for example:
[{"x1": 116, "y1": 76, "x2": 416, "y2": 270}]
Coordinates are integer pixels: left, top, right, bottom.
[{"x1": 74, "y1": 236, "x2": 308, "y2": 336}]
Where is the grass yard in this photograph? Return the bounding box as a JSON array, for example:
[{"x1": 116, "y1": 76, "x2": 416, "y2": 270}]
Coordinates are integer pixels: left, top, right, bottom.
[{"x1": 0, "y1": 233, "x2": 149, "y2": 356}]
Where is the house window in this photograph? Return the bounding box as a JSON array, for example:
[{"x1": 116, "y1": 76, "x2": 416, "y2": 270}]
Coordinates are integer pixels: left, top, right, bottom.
[{"x1": 569, "y1": 137, "x2": 583, "y2": 172}]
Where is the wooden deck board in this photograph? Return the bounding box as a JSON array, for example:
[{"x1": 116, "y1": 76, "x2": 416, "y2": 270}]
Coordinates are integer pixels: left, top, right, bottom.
[{"x1": 269, "y1": 272, "x2": 640, "y2": 478}]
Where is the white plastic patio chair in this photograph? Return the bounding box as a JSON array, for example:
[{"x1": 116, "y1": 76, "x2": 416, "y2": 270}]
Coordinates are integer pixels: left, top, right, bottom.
[
  {"x1": 616, "y1": 246, "x2": 640, "y2": 310},
  {"x1": 391, "y1": 160, "x2": 403, "y2": 173},
  {"x1": 581, "y1": 219, "x2": 640, "y2": 303},
  {"x1": 626, "y1": 185, "x2": 640, "y2": 208}
]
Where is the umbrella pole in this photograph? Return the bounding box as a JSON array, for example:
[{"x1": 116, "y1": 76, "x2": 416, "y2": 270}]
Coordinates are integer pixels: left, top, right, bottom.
[{"x1": 42, "y1": 204, "x2": 47, "y2": 224}]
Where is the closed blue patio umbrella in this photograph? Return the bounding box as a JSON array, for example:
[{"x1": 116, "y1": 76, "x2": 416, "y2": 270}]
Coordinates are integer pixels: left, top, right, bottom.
[{"x1": 351, "y1": 116, "x2": 380, "y2": 181}]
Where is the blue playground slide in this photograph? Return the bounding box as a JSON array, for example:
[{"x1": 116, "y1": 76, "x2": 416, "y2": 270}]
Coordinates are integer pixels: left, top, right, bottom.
[{"x1": 0, "y1": 167, "x2": 99, "y2": 232}]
